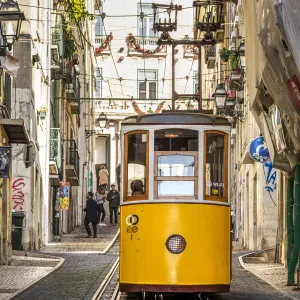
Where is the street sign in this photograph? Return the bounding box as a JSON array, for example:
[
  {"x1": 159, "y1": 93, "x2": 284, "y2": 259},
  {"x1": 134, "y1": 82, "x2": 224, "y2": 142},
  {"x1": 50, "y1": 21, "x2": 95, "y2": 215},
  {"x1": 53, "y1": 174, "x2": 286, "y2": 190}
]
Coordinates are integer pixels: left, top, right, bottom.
[{"x1": 249, "y1": 136, "x2": 270, "y2": 163}]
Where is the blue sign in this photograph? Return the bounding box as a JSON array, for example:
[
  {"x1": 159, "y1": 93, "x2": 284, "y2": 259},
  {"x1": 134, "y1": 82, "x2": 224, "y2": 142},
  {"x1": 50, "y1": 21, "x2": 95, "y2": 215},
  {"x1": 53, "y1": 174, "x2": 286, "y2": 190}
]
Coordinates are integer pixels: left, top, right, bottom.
[{"x1": 249, "y1": 136, "x2": 270, "y2": 163}]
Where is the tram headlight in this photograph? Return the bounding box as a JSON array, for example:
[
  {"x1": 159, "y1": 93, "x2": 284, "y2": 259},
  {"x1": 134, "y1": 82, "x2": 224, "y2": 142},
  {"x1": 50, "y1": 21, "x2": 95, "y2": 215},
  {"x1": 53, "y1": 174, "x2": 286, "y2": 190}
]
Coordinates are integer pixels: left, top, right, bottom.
[{"x1": 166, "y1": 234, "x2": 186, "y2": 254}]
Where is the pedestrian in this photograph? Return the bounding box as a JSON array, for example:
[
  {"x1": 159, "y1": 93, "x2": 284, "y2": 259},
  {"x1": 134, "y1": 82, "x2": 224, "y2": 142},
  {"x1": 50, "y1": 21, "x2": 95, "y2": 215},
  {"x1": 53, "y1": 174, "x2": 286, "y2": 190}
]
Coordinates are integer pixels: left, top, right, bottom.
[
  {"x1": 83, "y1": 192, "x2": 101, "y2": 238},
  {"x1": 99, "y1": 165, "x2": 109, "y2": 190},
  {"x1": 116, "y1": 163, "x2": 121, "y2": 192},
  {"x1": 95, "y1": 187, "x2": 107, "y2": 226},
  {"x1": 107, "y1": 184, "x2": 120, "y2": 224}
]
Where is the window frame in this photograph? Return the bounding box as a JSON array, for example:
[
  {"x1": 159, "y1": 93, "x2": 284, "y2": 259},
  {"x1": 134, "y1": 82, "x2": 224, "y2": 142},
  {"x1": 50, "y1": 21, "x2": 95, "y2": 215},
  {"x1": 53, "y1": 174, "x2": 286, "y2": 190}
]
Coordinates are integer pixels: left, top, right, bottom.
[
  {"x1": 137, "y1": 3, "x2": 157, "y2": 38},
  {"x1": 137, "y1": 69, "x2": 158, "y2": 99},
  {"x1": 203, "y1": 130, "x2": 228, "y2": 202},
  {"x1": 124, "y1": 130, "x2": 149, "y2": 201},
  {"x1": 154, "y1": 151, "x2": 198, "y2": 200},
  {"x1": 95, "y1": 9, "x2": 103, "y2": 38}
]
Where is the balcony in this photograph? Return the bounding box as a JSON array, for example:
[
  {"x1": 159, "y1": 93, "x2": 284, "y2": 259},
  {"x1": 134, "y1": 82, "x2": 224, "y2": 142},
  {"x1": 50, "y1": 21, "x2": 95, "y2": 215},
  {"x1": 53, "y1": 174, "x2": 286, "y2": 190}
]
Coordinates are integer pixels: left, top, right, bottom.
[
  {"x1": 49, "y1": 128, "x2": 63, "y2": 186},
  {"x1": 65, "y1": 139, "x2": 80, "y2": 186},
  {"x1": 66, "y1": 74, "x2": 80, "y2": 114}
]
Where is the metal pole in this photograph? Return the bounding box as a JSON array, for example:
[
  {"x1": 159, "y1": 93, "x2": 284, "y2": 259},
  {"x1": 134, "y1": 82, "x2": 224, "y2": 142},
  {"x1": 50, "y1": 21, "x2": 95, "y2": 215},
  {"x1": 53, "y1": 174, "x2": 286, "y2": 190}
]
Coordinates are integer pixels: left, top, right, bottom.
[
  {"x1": 172, "y1": 42, "x2": 175, "y2": 112},
  {"x1": 198, "y1": 43, "x2": 202, "y2": 110}
]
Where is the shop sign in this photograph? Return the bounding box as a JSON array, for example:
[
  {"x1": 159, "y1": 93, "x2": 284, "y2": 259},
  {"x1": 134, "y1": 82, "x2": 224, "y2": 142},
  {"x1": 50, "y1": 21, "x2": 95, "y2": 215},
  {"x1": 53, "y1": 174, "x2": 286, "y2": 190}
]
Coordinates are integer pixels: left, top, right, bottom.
[
  {"x1": 249, "y1": 136, "x2": 270, "y2": 163},
  {"x1": 286, "y1": 75, "x2": 300, "y2": 113},
  {"x1": 59, "y1": 182, "x2": 70, "y2": 210}
]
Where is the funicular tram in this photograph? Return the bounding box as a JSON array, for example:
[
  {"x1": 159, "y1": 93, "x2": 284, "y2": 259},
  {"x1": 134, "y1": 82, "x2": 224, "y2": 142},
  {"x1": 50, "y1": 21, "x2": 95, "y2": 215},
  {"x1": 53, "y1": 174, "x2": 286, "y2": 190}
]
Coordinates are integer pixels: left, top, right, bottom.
[{"x1": 119, "y1": 112, "x2": 231, "y2": 299}]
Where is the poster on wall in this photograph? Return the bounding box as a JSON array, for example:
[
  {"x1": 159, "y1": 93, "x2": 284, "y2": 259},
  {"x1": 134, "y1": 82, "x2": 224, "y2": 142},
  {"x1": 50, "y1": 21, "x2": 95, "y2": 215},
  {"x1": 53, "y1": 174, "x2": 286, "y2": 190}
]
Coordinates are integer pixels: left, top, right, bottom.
[
  {"x1": 59, "y1": 182, "x2": 70, "y2": 210},
  {"x1": 0, "y1": 146, "x2": 10, "y2": 178}
]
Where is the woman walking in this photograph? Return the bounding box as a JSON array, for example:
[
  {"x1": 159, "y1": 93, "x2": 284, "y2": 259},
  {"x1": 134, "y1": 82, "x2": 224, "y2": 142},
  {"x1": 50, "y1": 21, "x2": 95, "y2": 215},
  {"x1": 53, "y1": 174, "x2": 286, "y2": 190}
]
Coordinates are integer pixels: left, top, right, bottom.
[{"x1": 95, "y1": 187, "x2": 107, "y2": 226}]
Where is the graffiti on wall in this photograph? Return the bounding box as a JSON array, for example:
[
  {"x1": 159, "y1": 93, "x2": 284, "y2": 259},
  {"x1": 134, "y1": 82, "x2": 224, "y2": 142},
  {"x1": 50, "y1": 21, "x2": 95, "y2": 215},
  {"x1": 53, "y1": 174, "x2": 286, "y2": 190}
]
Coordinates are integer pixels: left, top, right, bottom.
[
  {"x1": 263, "y1": 161, "x2": 277, "y2": 193},
  {"x1": 12, "y1": 177, "x2": 26, "y2": 210}
]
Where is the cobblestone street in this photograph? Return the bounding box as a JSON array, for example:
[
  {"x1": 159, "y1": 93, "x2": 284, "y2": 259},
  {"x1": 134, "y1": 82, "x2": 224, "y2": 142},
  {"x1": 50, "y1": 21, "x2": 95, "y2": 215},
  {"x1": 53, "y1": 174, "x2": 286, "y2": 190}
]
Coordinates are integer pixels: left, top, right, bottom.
[{"x1": 14, "y1": 241, "x2": 119, "y2": 300}]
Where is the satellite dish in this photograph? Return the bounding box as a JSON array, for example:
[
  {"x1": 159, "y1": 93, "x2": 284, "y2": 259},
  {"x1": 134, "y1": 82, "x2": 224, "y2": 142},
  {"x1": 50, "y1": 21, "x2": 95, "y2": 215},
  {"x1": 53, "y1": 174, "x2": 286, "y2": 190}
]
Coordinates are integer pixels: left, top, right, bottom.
[{"x1": 23, "y1": 141, "x2": 37, "y2": 168}]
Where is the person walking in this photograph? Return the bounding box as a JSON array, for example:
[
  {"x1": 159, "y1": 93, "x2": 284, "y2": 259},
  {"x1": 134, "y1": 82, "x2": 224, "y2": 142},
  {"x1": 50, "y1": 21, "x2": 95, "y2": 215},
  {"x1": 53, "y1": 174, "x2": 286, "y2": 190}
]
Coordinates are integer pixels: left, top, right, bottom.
[
  {"x1": 107, "y1": 184, "x2": 120, "y2": 224},
  {"x1": 95, "y1": 187, "x2": 107, "y2": 226},
  {"x1": 99, "y1": 165, "x2": 109, "y2": 190},
  {"x1": 83, "y1": 192, "x2": 100, "y2": 238}
]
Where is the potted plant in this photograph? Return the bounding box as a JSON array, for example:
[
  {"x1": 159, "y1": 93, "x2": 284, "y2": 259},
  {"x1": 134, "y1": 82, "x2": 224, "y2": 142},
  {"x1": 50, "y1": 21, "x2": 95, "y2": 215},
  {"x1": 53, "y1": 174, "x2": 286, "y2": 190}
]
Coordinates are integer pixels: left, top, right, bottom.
[
  {"x1": 229, "y1": 52, "x2": 240, "y2": 74},
  {"x1": 219, "y1": 47, "x2": 231, "y2": 62}
]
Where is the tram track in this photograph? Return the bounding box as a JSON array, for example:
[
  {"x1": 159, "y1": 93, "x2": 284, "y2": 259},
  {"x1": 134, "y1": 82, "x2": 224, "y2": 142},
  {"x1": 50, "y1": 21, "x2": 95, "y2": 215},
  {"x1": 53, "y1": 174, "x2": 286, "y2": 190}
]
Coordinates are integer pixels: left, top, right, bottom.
[{"x1": 92, "y1": 258, "x2": 120, "y2": 300}]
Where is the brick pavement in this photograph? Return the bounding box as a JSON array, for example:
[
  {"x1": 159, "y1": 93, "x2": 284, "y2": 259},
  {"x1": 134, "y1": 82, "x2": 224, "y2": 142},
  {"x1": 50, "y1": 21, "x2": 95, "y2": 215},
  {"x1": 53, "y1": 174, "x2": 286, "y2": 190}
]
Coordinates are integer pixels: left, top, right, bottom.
[{"x1": 240, "y1": 253, "x2": 300, "y2": 300}]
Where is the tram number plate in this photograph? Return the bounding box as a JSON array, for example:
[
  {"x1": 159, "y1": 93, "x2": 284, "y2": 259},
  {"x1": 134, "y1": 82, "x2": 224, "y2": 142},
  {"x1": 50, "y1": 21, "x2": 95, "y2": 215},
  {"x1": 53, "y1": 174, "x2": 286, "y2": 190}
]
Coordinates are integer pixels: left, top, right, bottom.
[{"x1": 126, "y1": 226, "x2": 138, "y2": 233}]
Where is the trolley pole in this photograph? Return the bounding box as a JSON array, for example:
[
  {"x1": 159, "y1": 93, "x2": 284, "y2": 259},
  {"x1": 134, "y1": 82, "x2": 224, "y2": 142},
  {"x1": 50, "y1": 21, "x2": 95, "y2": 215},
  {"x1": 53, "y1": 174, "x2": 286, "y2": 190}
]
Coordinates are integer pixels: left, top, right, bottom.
[{"x1": 158, "y1": 39, "x2": 204, "y2": 112}]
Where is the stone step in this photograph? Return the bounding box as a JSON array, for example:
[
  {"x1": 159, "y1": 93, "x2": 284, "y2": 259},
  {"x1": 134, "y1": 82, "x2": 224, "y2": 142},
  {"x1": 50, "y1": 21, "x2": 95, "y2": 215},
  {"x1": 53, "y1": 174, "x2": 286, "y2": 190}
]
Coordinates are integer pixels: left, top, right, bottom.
[
  {"x1": 243, "y1": 256, "x2": 269, "y2": 263},
  {"x1": 11, "y1": 260, "x2": 60, "y2": 267}
]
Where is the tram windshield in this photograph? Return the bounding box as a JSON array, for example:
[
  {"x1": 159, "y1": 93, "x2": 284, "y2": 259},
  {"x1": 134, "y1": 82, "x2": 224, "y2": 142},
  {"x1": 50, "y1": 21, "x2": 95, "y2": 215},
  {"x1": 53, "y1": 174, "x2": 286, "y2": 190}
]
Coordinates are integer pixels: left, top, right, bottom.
[{"x1": 154, "y1": 129, "x2": 198, "y2": 199}]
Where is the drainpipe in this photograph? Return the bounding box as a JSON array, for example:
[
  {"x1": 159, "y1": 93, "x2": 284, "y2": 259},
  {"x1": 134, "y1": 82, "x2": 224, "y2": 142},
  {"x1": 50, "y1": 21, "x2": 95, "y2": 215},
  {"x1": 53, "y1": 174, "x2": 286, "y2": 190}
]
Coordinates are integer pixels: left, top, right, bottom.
[
  {"x1": 288, "y1": 164, "x2": 300, "y2": 285},
  {"x1": 287, "y1": 179, "x2": 294, "y2": 267}
]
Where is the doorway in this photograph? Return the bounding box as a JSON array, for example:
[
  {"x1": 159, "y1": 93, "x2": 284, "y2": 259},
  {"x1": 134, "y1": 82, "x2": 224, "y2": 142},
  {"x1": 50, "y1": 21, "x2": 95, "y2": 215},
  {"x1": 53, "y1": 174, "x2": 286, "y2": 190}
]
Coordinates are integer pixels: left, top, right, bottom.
[{"x1": 253, "y1": 174, "x2": 258, "y2": 250}]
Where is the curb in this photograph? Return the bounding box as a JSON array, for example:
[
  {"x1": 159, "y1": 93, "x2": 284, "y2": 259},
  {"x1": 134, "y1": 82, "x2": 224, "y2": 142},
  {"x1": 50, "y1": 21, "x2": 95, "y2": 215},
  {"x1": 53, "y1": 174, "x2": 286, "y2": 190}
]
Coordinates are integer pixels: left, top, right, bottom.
[
  {"x1": 238, "y1": 252, "x2": 296, "y2": 300},
  {"x1": 10, "y1": 256, "x2": 65, "y2": 300}
]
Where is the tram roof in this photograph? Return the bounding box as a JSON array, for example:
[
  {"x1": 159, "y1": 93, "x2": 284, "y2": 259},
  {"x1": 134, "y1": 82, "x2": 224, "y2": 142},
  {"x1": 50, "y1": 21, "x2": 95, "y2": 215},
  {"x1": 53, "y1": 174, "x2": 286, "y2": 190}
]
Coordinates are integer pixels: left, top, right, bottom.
[{"x1": 122, "y1": 113, "x2": 231, "y2": 126}]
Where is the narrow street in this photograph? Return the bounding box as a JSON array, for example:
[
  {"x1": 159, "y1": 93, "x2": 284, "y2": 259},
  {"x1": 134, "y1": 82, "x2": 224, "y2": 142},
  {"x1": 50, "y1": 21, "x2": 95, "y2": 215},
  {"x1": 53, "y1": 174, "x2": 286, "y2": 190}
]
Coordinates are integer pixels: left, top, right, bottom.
[{"x1": 12, "y1": 239, "x2": 291, "y2": 300}]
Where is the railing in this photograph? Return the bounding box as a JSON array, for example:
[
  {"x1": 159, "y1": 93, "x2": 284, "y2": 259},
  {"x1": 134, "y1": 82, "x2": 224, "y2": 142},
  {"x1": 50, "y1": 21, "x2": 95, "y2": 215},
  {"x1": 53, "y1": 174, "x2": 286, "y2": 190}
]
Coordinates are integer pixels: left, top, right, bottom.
[
  {"x1": 50, "y1": 128, "x2": 63, "y2": 179},
  {"x1": 204, "y1": 45, "x2": 216, "y2": 63},
  {"x1": 65, "y1": 139, "x2": 80, "y2": 178},
  {"x1": 66, "y1": 73, "x2": 80, "y2": 103}
]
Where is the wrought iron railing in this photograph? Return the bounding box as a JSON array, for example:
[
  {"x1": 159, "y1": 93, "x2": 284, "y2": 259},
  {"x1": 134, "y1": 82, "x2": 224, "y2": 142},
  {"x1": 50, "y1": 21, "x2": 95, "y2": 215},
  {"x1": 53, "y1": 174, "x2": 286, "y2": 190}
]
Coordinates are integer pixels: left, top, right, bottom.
[
  {"x1": 50, "y1": 128, "x2": 63, "y2": 179},
  {"x1": 204, "y1": 45, "x2": 216, "y2": 63},
  {"x1": 65, "y1": 139, "x2": 79, "y2": 178}
]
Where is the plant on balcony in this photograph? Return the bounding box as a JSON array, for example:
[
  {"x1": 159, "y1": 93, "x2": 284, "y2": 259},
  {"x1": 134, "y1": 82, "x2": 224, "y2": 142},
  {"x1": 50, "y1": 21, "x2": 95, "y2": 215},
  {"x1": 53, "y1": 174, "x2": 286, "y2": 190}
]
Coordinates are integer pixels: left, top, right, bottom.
[
  {"x1": 128, "y1": 33, "x2": 164, "y2": 55},
  {"x1": 229, "y1": 52, "x2": 240, "y2": 72},
  {"x1": 187, "y1": 44, "x2": 198, "y2": 56},
  {"x1": 132, "y1": 101, "x2": 145, "y2": 115},
  {"x1": 95, "y1": 33, "x2": 114, "y2": 55},
  {"x1": 219, "y1": 47, "x2": 231, "y2": 62}
]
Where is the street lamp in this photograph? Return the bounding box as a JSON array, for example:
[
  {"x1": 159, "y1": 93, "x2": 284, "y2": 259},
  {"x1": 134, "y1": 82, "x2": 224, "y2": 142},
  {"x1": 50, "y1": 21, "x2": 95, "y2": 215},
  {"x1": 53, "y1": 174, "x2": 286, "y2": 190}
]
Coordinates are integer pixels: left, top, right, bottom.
[
  {"x1": 0, "y1": 0, "x2": 25, "y2": 51},
  {"x1": 212, "y1": 83, "x2": 228, "y2": 109},
  {"x1": 98, "y1": 112, "x2": 108, "y2": 130}
]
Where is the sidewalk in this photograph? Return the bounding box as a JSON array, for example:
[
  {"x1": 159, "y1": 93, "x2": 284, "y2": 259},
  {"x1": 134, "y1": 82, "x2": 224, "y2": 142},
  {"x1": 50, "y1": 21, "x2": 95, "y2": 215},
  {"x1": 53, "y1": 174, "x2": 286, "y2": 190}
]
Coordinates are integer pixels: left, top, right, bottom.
[
  {"x1": 240, "y1": 251, "x2": 300, "y2": 300},
  {"x1": 0, "y1": 253, "x2": 63, "y2": 300}
]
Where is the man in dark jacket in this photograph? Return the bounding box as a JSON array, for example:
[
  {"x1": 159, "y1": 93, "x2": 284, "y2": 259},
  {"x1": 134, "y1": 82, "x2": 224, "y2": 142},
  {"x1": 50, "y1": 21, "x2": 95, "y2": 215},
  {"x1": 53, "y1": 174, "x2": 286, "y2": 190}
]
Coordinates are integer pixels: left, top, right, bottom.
[
  {"x1": 83, "y1": 192, "x2": 101, "y2": 238},
  {"x1": 107, "y1": 184, "x2": 120, "y2": 224}
]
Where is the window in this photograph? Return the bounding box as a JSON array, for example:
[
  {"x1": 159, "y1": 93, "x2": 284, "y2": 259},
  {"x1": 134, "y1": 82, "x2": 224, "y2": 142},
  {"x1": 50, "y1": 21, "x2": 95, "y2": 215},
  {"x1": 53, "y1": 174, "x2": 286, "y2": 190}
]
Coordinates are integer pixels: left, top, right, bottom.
[
  {"x1": 95, "y1": 9, "x2": 103, "y2": 38},
  {"x1": 154, "y1": 129, "x2": 198, "y2": 199},
  {"x1": 204, "y1": 131, "x2": 228, "y2": 202},
  {"x1": 95, "y1": 68, "x2": 102, "y2": 98},
  {"x1": 124, "y1": 131, "x2": 149, "y2": 201},
  {"x1": 138, "y1": 70, "x2": 157, "y2": 99},
  {"x1": 138, "y1": 4, "x2": 156, "y2": 37}
]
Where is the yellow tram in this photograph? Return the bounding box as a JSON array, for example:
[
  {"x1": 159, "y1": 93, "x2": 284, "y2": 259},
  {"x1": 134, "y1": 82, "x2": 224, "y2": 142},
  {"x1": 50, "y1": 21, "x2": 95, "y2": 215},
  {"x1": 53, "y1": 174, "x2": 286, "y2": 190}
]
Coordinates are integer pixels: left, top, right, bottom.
[{"x1": 119, "y1": 113, "x2": 231, "y2": 297}]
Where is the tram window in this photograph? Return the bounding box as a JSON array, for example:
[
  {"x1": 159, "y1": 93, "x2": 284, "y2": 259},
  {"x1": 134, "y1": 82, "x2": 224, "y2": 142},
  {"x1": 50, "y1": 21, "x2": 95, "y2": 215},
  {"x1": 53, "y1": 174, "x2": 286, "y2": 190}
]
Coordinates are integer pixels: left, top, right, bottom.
[
  {"x1": 204, "y1": 131, "x2": 228, "y2": 202},
  {"x1": 158, "y1": 155, "x2": 195, "y2": 176},
  {"x1": 124, "y1": 131, "x2": 149, "y2": 201},
  {"x1": 154, "y1": 129, "x2": 198, "y2": 151},
  {"x1": 158, "y1": 181, "x2": 194, "y2": 196},
  {"x1": 154, "y1": 129, "x2": 198, "y2": 199}
]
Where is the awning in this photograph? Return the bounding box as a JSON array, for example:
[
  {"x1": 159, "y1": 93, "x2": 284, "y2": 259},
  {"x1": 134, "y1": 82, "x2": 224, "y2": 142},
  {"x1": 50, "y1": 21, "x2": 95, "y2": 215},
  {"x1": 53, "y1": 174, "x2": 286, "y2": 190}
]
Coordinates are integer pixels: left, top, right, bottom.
[{"x1": 0, "y1": 119, "x2": 30, "y2": 144}]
